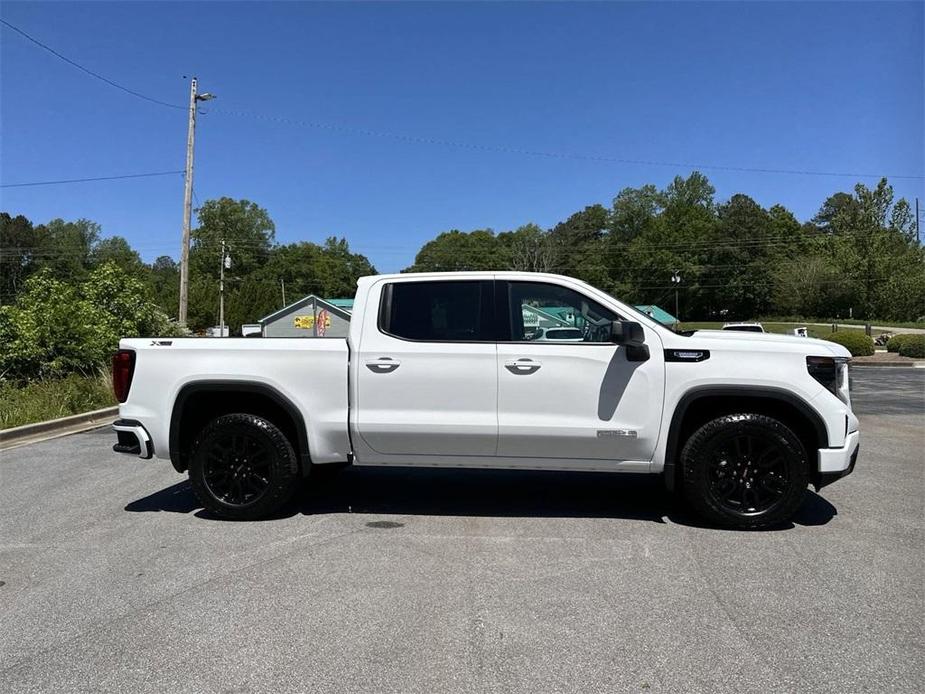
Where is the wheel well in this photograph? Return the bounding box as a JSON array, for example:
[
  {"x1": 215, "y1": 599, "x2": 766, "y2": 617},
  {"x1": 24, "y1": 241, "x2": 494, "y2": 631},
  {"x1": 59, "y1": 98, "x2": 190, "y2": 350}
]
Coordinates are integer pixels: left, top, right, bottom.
[
  {"x1": 169, "y1": 384, "x2": 309, "y2": 474},
  {"x1": 665, "y1": 392, "x2": 826, "y2": 491}
]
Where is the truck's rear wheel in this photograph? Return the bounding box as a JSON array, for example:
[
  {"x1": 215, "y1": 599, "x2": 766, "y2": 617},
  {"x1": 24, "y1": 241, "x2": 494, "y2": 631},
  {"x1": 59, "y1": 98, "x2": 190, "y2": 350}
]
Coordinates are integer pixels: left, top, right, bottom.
[
  {"x1": 189, "y1": 413, "x2": 299, "y2": 520},
  {"x1": 681, "y1": 413, "x2": 809, "y2": 529}
]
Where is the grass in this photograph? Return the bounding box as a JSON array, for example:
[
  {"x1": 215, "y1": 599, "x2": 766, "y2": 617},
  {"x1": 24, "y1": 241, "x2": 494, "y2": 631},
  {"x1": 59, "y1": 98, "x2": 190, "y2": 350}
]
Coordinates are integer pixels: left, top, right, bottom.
[
  {"x1": 678, "y1": 319, "x2": 923, "y2": 339},
  {"x1": 0, "y1": 372, "x2": 116, "y2": 430},
  {"x1": 677, "y1": 322, "x2": 833, "y2": 338},
  {"x1": 759, "y1": 316, "x2": 925, "y2": 330}
]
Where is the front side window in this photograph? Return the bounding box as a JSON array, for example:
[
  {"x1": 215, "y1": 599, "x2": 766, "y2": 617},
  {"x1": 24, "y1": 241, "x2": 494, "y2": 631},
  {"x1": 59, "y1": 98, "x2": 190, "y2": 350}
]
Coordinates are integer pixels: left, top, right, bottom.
[
  {"x1": 508, "y1": 282, "x2": 617, "y2": 343},
  {"x1": 380, "y1": 280, "x2": 491, "y2": 341}
]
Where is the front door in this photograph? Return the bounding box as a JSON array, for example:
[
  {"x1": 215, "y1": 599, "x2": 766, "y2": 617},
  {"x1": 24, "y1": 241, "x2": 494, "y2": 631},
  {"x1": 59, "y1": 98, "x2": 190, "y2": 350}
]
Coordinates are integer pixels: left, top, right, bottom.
[
  {"x1": 355, "y1": 278, "x2": 498, "y2": 457},
  {"x1": 496, "y1": 280, "x2": 665, "y2": 462}
]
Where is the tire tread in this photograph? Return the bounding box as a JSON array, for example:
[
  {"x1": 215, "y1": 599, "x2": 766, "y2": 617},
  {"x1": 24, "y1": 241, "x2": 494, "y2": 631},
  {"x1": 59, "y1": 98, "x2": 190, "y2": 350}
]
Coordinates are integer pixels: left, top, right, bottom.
[
  {"x1": 681, "y1": 413, "x2": 809, "y2": 529},
  {"x1": 189, "y1": 413, "x2": 300, "y2": 520}
]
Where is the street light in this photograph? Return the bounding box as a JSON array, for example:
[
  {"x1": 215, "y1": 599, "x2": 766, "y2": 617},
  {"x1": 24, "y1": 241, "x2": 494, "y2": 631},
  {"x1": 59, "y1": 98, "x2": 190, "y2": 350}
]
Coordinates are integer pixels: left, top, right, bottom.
[{"x1": 671, "y1": 271, "x2": 681, "y2": 324}]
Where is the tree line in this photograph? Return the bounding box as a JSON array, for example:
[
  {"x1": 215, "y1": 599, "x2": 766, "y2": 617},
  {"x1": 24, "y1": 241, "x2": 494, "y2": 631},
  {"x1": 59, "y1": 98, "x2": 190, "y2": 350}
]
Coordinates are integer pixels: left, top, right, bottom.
[
  {"x1": 407, "y1": 172, "x2": 924, "y2": 322},
  {"x1": 1, "y1": 172, "x2": 922, "y2": 379},
  {"x1": 1, "y1": 197, "x2": 376, "y2": 328},
  {"x1": 0, "y1": 198, "x2": 375, "y2": 378}
]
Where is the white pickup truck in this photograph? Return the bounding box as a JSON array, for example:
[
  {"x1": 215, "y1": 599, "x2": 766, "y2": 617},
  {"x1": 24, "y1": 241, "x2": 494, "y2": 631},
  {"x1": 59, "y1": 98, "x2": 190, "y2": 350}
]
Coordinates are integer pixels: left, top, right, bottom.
[{"x1": 112, "y1": 272, "x2": 859, "y2": 528}]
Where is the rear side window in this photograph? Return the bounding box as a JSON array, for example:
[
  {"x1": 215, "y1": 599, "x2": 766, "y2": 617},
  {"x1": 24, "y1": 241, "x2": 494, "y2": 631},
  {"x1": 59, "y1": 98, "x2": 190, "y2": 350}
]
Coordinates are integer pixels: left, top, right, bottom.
[{"x1": 380, "y1": 281, "x2": 492, "y2": 342}]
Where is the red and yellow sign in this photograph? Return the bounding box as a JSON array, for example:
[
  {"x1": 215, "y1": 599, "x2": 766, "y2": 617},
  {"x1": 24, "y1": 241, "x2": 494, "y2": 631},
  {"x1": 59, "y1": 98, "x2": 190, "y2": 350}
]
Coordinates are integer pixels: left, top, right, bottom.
[{"x1": 293, "y1": 310, "x2": 331, "y2": 333}]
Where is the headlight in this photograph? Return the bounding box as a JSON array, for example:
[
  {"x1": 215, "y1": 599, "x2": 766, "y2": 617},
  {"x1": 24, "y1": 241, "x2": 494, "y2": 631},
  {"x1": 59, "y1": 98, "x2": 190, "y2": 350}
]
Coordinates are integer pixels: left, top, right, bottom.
[{"x1": 807, "y1": 356, "x2": 851, "y2": 405}]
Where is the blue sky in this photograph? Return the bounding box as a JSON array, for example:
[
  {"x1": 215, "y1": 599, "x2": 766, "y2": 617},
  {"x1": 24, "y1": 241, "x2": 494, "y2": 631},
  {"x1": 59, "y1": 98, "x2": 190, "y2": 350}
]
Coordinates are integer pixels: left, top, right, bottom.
[{"x1": 2, "y1": 1, "x2": 923, "y2": 272}]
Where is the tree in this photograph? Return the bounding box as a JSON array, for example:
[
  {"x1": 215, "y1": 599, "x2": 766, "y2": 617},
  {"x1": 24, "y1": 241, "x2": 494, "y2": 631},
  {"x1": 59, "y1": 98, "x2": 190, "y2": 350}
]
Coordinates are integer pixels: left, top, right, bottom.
[
  {"x1": 707, "y1": 194, "x2": 775, "y2": 318},
  {"x1": 498, "y1": 224, "x2": 557, "y2": 273},
  {"x1": 406, "y1": 229, "x2": 505, "y2": 272},
  {"x1": 610, "y1": 186, "x2": 661, "y2": 242},
  {"x1": 261, "y1": 241, "x2": 324, "y2": 302},
  {"x1": 547, "y1": 205, "x2": 610, "y2": 285},
  {"x1": 224, "y1": 276, "x2": 281, "y2": 332},
  {"x1": 0, "y1": 213, "x2": 37, "y2": 304},
  {"x1": 811, "y1": 192, "x2": 858, "y2": 233},
  {"x1": 0, "y1": 263, "x2": 175, "y2": 379},
  {"x1": 148, "y1": 255, "x2": 180, "y2": 319},
  {"x1": 663, "y1": 171, "x2": 715, "y2": 211},
  {"x1": 32, "y1": 218, "x2": 100, "y2": 284},
  {"x1": 191, "y1": 198, "x2": 275, "y2": 279},
  {"x1": 90, "y1": 236, "x2": 144, "y2": 274},
  {"x1": 619, "y1": 172, "x2": 718, "y2": 316},
  {"x1": 819, "y1": 178, "x2": 922, "y2": 319},
  {"x1": 313, "y1": 237, "x2": 378, "y2": 297}
]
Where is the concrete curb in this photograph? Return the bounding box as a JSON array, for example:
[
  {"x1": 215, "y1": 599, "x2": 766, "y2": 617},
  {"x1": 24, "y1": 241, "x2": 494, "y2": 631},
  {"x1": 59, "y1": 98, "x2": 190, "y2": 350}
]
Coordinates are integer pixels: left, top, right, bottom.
[
  {"x1": 851, "y1": 362, "x2": 925, "y2": 368},
  {"x1": 0, "y1": 406, "x2": 118, "y2": 451}
]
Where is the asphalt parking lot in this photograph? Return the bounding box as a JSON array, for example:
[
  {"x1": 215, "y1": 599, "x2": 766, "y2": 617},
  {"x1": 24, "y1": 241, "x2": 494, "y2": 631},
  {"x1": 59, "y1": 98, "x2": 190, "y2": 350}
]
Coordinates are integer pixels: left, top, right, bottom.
[{"x1": 1, "y1": 369, "x2": 923, "y2": 693}]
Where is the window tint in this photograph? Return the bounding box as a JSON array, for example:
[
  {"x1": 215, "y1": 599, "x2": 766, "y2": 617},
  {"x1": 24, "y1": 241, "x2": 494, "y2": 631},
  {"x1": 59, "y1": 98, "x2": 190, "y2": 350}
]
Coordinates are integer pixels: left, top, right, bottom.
[
  {"x1": 383, "y1": 281, "x2": 489, "y2": 341},
  {"x1": 509, "y1": 282, "x2": 617, "y2": 343}
]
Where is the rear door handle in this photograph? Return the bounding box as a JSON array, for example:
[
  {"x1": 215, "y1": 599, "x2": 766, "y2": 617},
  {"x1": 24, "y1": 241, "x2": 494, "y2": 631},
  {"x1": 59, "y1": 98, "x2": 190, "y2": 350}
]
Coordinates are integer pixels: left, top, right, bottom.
[
  {"x1": 365, "y1": 357, "x2": 401, "y2": 373},
  {"x1": 504, "y1": 358, "x2": 542, "y2": 374}
]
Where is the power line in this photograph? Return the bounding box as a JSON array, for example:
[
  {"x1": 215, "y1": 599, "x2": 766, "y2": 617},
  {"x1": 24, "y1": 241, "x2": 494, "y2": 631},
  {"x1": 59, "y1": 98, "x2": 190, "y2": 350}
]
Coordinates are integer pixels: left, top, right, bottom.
[
  {"x1": 0, "y1": 170, "x2": 185, "y2": 188},
  {"x1": 209, "y1": 106, "x2": 925, "y2": 181},
  {"x1": 0, "y1": 18, "x2": 184, "y2": 110},
  {"x1": 4, "y1": 18, "x2": 921, "y2": 182}
]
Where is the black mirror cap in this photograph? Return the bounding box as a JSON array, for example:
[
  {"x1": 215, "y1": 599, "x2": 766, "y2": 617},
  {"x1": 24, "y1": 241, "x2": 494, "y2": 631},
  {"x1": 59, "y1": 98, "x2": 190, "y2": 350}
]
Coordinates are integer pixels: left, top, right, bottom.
[{"x1": 611, "y1": 321, "x2": 646, "y2": 346}]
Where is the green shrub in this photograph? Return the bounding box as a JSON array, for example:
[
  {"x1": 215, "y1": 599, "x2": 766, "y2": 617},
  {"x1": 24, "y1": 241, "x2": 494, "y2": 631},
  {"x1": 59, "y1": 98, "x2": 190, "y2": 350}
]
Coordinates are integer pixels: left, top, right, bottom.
[
  {"x1": 898, "y1": 335, "x2": 925, "y2": 359},
  {"x1": 824, "y1": 331, "x2": 875, "y2": 356},
  {"x1": 0, "y1": 373, "x2": 115, "y2": 429},
  {"x1": 887, "y1": 334, "x2": 916, "y2": 353},
  {"x1": 0, "y1": 263, "x2": 175, "y2": 380}
]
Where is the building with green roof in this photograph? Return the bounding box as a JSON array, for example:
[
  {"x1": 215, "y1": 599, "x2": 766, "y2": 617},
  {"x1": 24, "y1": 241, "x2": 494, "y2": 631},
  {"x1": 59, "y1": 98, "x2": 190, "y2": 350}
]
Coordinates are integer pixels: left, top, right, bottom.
[{"x1": 634, "y1": 305, "x2": 678, "y2": 326}]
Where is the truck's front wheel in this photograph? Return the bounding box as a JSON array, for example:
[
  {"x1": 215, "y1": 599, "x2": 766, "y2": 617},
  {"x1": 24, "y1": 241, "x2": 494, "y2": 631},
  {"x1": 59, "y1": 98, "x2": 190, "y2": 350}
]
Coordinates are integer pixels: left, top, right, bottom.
[
  {"x1": 681, "y1": 413, "x2": 809, "y2": 529},
  {"x1": 189, "y1": 413, "x2": 300, "y2": 520}
]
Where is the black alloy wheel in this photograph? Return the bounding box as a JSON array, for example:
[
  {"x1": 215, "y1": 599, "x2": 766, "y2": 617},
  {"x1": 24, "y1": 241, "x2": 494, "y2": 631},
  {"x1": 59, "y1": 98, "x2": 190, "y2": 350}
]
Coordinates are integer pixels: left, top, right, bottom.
[
  {"x1": 681, "y1": 413, "x2": 809, "y2": 529},
  {"x1": 705, "y1": 431, "x2": 791, "y2": 515},
  {"x1": 202, "y1": 431, "x2": 273, "y2": 507},
  {"x1": 188, "y1": 413, "x2": 300, "y2": 520}
]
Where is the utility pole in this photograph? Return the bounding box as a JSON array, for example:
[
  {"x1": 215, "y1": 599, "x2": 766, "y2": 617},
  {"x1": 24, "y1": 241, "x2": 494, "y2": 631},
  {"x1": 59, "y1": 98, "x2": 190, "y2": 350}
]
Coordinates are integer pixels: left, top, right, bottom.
[
  {"x1": 917, "y1": 197, "x2": 920, "y2": 244},
  {"x1": 219, "y1": 240, "x2": 230, "y2": 337},
  {"x1": 178, "y1": 77, "x2": 215, "y2": 326},
  {"x1": 280, "y1": 278, "x2": 287, "y2": 307}
]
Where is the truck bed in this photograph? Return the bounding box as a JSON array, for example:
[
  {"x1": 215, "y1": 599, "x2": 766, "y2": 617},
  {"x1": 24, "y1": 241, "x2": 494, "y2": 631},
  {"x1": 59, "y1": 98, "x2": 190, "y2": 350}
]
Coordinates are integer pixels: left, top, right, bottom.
[{"x1": 118, "y1": 337, "x2": 350, "y2": 465}]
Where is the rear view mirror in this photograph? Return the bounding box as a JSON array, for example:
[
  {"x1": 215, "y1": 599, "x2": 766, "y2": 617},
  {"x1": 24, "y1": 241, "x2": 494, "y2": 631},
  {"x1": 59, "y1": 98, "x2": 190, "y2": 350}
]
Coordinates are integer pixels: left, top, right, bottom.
[{"x1": 610, "y1": 321, "x2": 645, "y2": 346}]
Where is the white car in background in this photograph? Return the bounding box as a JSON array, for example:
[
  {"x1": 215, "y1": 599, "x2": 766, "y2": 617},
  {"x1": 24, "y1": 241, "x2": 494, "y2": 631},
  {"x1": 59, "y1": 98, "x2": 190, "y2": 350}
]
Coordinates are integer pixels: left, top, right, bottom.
[{"x1": 722, "y1": 322, "x2": 765, "y2": 333}]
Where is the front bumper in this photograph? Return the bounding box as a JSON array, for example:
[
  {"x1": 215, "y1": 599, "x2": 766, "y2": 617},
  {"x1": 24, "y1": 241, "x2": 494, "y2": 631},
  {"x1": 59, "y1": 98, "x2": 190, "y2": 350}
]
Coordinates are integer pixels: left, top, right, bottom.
[
  {"x1": 815, "y1": 429, "x2": 859, "y2": 489},
  {"x1": 112, "y1": 419, "x2": 153, "y2": 459}
]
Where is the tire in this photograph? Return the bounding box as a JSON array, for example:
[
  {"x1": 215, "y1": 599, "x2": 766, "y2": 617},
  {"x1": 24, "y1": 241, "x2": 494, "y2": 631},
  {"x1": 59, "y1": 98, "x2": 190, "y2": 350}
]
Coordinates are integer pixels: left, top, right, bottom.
[
  {"x1": 188, "y1": 413, "x2": 300, "y2": 520},
  {"x1": 681, "y1": 413, "x2": 809, "y2": 529}
]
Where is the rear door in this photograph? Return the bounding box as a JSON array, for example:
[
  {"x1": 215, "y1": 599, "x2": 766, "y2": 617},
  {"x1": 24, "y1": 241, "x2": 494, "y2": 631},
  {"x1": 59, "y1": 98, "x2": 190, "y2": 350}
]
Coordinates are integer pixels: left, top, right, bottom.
[
  {"x1": 496, "y1": 280, "x2": 665, "y2": 462},
  {"x1": 354, "y1": 278, "x2": 498, "y2": 457}
]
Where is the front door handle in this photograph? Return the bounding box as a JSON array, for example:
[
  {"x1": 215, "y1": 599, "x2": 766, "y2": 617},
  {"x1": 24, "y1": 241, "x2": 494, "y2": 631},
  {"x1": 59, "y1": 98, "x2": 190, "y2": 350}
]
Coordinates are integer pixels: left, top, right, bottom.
[
  {"x1": 504, "y1": 358, "x2": 542, "y2": 374},
  {"x1": 366, "y1": 357, "x2": 401, "y2": 373}
]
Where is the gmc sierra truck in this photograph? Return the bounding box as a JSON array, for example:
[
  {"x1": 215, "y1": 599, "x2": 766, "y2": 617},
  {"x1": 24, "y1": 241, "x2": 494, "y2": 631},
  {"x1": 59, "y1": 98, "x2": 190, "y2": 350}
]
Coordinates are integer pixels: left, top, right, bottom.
[{"x1": 112, "y1": 272, "x2": 859, "y2": 528}]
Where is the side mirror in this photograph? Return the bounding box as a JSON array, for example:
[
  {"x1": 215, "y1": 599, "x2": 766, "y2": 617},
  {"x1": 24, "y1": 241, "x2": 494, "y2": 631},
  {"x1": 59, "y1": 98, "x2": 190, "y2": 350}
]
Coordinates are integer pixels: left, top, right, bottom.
[{"x1": 610, "y1": 320, "x2": 645, "y2": 346}]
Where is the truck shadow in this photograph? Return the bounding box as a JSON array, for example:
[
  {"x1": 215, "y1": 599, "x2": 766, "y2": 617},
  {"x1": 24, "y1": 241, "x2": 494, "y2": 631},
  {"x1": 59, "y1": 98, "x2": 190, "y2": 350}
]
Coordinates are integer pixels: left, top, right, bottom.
[{"x1": 125, "y1": 466, "x2": 837, "y2": 530}]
